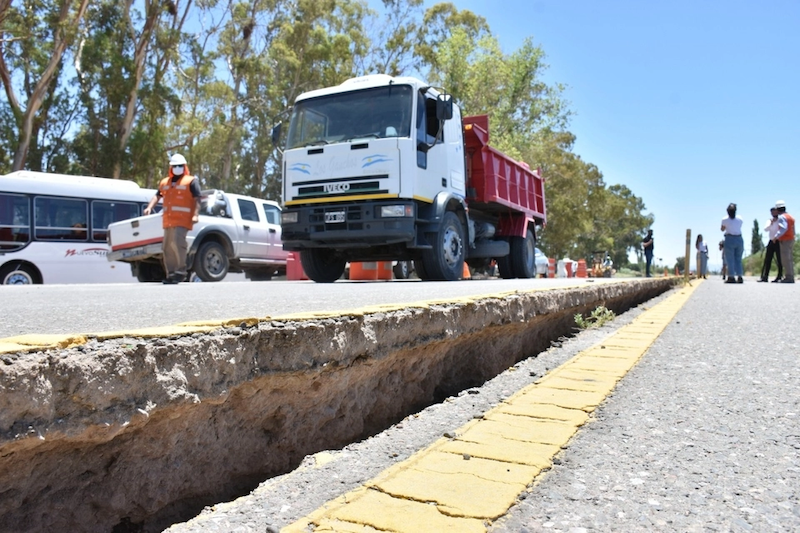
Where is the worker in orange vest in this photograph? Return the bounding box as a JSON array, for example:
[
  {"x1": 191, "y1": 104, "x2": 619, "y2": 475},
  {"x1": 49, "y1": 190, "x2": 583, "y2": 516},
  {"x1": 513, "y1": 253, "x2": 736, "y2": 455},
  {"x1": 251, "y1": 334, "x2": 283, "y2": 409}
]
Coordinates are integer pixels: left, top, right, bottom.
[
  {"x1": 773, "y1": 200, "x2": 795, "y2": 284},
  {"x1": 144, "y1": 154, "x2": 202, "y2": 284}
]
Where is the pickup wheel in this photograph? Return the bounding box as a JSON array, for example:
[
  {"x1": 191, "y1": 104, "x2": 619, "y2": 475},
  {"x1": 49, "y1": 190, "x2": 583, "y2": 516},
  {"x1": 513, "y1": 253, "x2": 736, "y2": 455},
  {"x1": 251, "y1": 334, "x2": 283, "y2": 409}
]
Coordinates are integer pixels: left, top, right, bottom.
[
  {"x1": 393, "y1": 261, "x2": 413, "y2": 279},
  {"x1": 134, "y1": 262, "x2": 165, "y2": 283},
  {"x1": 194, "y1": 241, "x2": 229, "y2": 282},
  {"x1": 300, "y1": 249, "x2": 346, "y2": 283},
  {"x1": 419, "y1": 211, "x2": 465, "y2": 281}
]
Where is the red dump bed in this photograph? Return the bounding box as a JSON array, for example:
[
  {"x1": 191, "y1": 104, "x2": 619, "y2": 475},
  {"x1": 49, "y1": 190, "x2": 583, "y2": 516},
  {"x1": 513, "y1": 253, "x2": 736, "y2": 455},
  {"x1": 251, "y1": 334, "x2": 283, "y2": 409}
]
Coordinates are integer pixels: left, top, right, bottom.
[{"x1": 463, "y1": 115, "x2": 546, "y2": 225}]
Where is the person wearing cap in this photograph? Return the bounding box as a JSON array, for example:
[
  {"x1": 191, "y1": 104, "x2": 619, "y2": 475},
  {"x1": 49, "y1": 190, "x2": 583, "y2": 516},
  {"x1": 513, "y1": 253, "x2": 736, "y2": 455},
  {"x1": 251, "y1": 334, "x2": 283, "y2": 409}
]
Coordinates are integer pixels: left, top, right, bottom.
[
  {"x1": 143, "y1": 154, "x2": 202, "y2": 284},
  {"x1": 759, "y1": 206, "x2": 783, "y2": 282},
  {"x1": 720, "y1": 202, "x2": 744, "y2": 283},
  {"x1": 772, "y1": 200, "x2": 795, "y2": 283},
  {"x1": 641, "y1": 229, "x2": 654, "y2": 277}
]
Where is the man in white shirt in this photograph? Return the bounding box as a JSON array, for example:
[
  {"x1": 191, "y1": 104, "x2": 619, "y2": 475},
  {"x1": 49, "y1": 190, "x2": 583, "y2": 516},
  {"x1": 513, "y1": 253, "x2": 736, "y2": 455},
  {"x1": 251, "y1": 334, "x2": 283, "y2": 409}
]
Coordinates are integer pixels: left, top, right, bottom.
[{"x1": 759, "y1": 207, "x2": 782, "y2": 282}]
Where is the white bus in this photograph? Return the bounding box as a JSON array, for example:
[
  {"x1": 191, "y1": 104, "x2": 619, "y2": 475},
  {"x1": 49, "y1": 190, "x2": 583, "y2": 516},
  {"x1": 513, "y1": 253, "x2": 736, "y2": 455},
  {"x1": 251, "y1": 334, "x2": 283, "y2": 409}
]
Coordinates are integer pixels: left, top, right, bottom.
[{"x1": 0, "y1": 171, "x2": 156, "y2": 284}]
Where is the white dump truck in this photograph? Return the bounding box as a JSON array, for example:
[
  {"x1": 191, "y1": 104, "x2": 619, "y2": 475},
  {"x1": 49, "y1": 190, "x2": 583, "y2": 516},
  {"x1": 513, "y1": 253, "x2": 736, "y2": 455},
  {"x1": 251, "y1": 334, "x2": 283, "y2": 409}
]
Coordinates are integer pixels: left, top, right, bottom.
[{"x1": 274, "y1": 74, "x2": 547, "y2": 283}]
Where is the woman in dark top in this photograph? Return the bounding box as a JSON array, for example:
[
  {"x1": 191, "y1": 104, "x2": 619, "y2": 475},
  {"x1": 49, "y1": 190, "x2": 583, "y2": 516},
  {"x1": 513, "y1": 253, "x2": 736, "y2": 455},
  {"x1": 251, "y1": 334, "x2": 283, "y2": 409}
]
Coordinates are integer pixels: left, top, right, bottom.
[{"x1": 642, "y1": 229, "x2": 654, "y2": 277}]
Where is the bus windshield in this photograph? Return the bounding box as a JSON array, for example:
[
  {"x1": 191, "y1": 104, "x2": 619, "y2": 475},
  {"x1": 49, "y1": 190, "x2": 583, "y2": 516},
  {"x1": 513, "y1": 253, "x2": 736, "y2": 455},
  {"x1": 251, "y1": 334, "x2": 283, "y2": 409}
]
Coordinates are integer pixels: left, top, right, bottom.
[{"x1": 286, "y1": 85, "x2": 413, "y2": 149}]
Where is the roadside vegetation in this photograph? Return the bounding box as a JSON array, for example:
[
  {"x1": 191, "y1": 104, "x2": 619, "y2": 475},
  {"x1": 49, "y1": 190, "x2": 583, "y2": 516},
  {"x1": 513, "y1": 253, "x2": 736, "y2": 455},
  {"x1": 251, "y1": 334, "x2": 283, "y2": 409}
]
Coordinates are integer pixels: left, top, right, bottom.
[
  {"x1": 574, "y1": 305, "x2": 616, "y2": 329},
  {"x1": 1, "y1": 0, "x2": 653, "y2": 269}
]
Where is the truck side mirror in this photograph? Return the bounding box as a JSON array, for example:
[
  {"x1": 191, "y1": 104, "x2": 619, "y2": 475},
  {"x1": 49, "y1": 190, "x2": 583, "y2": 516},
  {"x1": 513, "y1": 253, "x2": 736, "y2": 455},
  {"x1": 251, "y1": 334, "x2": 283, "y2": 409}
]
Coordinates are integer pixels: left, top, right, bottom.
[
  {"x1": 436, "y1": 94, "x2": 453, "y2": 121},
  {"x1": 270, "y1": 123, "x2": 283, "y2": 146}
]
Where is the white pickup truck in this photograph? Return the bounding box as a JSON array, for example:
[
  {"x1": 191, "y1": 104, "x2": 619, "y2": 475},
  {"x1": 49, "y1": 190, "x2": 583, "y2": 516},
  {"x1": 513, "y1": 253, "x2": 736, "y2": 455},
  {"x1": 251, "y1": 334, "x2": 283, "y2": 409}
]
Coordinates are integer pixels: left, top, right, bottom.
[{"x1": 107, "y1": 189, "x2": 289, "y2": 282}]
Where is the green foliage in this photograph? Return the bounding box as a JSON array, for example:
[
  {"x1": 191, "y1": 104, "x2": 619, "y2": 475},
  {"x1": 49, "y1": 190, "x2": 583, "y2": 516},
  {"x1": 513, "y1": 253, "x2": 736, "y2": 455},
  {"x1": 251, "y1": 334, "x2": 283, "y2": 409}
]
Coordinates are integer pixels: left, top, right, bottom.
[
  {"x1": 0, "y1": 0, "x2": 655, "y2": 248},
  {"x1": 751, "y1": 219, "x2": 764, "y2": 255},
  {"x1": 574, "y1": 306, "x2": 616, "y2": 329}
]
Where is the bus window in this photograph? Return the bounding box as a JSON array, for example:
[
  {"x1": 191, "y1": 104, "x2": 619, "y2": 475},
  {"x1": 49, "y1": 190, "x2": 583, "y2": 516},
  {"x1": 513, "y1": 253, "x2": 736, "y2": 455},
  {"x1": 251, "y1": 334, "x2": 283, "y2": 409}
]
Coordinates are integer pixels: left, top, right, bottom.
[
  {"x1": 92, "y1": 200, "x2": 140, "y2": 241},
  {"x1": 0, "y1": 193, "x2": 30, "y2": 251},
  {"x1": 34, "y1": 196, "x2": 88, "y2": 241}
]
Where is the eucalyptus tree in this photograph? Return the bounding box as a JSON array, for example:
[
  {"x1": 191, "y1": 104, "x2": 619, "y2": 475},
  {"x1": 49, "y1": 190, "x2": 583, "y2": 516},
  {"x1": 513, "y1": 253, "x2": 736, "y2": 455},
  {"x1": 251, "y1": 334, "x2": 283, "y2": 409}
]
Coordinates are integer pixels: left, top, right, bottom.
[
  {"x1": 68, "y1": 0, "x2": 190, "y2": 180},
  {"x1": 0, "y1": 0, "x2": 90, "y2": 172},
  {"x1": 359, "y1": 0, "x2": 423, "y2": 77}
]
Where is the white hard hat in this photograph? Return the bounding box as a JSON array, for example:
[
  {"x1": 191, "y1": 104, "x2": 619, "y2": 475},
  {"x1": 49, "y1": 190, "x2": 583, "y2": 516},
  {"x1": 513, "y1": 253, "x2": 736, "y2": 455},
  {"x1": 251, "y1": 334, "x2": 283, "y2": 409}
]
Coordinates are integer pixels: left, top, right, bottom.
[
  {"x1": 169, "y1": 153, "x2": 187, "y2": 166},
  {"x1": 775, "y1": 200, "x2": 786, "y2": 209}
]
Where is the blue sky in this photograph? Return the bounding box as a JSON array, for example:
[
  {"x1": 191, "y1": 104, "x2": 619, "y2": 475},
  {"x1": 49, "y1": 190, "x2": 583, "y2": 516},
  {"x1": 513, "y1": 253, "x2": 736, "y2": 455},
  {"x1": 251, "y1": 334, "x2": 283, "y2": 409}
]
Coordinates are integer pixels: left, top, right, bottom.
[{"x1": 402, "y1": 0, "x2": 799, "y2": 270}]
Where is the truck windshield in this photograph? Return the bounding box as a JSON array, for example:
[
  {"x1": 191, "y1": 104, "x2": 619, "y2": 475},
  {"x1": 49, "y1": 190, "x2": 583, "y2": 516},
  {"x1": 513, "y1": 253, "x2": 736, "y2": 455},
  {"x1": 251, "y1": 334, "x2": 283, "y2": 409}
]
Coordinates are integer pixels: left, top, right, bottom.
[{"x1": 286, "y1": 85, "x2": 413, "y2": 149}]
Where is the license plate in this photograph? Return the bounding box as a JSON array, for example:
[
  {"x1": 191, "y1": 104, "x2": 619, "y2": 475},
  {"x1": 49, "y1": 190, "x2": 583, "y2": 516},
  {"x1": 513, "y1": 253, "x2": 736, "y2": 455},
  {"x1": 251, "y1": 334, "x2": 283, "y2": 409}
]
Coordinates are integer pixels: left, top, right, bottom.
[
  {"x1": 121, "y1": 247, "x2": 145, "y2": 258},
  {"x1": 325, "y1": 211, "x2": 345, "y2": 223}
]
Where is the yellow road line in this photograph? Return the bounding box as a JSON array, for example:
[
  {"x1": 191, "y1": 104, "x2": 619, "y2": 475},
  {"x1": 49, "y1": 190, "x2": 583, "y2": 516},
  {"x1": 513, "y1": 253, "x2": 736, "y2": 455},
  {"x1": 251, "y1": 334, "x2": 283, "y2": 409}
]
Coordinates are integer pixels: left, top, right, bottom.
[{"x1": 283, "y1": 281, "x2": 700, "y2": 533}]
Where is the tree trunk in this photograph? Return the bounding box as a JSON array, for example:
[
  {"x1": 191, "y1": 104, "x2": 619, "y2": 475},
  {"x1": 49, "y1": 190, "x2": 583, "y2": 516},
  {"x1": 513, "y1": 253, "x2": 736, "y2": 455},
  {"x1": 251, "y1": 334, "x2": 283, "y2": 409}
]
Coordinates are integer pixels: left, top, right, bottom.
[{"x1": 8, "y1": 0, "x2": 89, "y2": 170}]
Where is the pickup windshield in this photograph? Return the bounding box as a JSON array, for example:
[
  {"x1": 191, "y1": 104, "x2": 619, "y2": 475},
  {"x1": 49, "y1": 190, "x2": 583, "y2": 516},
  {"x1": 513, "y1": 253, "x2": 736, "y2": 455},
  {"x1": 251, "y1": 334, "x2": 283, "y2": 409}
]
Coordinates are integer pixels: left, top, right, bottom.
[{"x1": 286, "y1": 85, "x2": 413, "y2": 150}]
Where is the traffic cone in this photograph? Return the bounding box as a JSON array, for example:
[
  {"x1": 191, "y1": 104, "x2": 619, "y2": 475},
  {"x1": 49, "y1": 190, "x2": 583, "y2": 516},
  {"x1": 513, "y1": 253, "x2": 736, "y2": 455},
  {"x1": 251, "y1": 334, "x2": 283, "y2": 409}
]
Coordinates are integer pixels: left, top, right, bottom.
[{"x1": 462, "y1": 262, "x2": 471, "y2": 280}]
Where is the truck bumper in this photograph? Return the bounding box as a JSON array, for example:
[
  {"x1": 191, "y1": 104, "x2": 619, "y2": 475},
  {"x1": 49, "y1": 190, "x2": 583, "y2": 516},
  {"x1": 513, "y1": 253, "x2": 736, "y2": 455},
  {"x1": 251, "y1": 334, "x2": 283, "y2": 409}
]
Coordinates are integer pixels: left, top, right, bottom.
[
  {"x1": 107, "y1": 243, "x2": 164, "y2": 263},
  {"x1": 281, "y1": 201, "x2": 416, "y2": 250}
]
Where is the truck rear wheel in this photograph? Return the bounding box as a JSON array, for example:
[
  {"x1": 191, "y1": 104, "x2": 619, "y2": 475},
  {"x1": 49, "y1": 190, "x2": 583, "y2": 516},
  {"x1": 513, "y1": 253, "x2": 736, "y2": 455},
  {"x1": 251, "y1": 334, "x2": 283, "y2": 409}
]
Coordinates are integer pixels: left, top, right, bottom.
[
  {"x1": 419, "y1": 211, "x2": 465, "y2": 281},
  {"x1": 194, "y1": 241, "x2": 229, "y2": 282},
  {"x1": 511, "y1": 229, "x2": 536, "y2": 278},
  {"x1": 301, "y1": 249, "x2": 346, "y2": 283},
  {"x1": 497, "y1": 229, "x2": 536, "y2": 279}
]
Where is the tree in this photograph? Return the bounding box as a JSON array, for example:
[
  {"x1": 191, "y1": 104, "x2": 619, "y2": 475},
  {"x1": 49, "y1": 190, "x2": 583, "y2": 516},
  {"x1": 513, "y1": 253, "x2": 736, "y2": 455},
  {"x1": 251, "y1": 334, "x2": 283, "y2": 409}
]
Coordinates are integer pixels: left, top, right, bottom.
[
  {"x1": 0, "y1": 0, "x2": 90, "y2": 171},
  {"x1": 751, "y1": 218, "x2": 763, "y2": 255},
  {"x1": 360, "y1": 0, "x2": 423, "y2": 76}
]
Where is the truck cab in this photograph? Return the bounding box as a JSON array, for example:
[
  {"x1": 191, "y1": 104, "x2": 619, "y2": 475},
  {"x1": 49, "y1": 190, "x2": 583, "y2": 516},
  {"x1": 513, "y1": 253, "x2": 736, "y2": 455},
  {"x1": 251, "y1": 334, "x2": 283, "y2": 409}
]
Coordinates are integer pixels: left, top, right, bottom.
[{"x1": 278, "y1": 75, "x2": 546, "y2": 283}]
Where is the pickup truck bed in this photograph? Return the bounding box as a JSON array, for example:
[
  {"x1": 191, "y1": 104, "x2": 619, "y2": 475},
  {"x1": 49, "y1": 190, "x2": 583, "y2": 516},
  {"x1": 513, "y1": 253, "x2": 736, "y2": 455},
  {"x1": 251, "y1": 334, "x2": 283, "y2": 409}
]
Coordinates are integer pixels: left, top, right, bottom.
[{"x1": 107, "y1": 190, "x2": 289, "y2": 282}]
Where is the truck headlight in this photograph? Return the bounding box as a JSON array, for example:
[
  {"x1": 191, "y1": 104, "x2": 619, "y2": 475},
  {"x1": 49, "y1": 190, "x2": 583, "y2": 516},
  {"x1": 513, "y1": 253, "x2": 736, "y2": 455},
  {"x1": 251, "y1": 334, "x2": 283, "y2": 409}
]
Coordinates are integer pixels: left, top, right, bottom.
[
  {"x1": 281, "y1": 212, "x2": 298, "y2": 224},
  {"x1": 380, "y1": 205, "x2": 412, "y2": 218}
]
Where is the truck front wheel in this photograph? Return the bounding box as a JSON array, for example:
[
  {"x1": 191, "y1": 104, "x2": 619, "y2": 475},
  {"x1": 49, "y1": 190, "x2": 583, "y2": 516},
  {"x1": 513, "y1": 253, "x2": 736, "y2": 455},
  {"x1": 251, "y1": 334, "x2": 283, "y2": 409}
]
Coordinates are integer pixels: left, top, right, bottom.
[
  {"x1": 194, "y1": 241, "x2": 229, "y2": 282},
  {"x1": 301, "y1": 249, "x2": 346, "y2": 283},
  {"x1": 419, "y1": 211, "x2": 465, "y2": 281}
]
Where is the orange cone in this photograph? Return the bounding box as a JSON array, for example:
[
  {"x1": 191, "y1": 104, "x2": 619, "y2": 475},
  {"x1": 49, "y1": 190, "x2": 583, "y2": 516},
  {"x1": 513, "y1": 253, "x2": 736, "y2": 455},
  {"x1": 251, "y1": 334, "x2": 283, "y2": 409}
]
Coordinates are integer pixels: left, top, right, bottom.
[{"x1": 462, "y1": 262, "x2": 471, "y2": 280}]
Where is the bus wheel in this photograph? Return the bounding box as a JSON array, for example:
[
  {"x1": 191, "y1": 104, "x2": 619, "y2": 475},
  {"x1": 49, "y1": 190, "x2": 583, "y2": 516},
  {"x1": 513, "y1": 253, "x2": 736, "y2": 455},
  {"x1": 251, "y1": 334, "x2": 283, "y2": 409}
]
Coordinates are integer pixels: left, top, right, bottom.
[
  {"x1": 194, "y1": 241, "x2": 229, "y2": 282},
  {"x1": 0, "y1": 263, "x2": 38, "y2": 285}
]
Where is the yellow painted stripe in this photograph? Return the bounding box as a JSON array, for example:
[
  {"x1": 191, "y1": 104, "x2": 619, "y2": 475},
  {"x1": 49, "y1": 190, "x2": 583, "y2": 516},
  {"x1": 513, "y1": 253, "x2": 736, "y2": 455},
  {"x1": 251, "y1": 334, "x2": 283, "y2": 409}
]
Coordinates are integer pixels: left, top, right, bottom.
[
  {"x1": 283, "y1": 281, "x2": 700, "y2": 533},
  {"x1": 284, "y1": 193, "x2": 399, "y2": 206}
]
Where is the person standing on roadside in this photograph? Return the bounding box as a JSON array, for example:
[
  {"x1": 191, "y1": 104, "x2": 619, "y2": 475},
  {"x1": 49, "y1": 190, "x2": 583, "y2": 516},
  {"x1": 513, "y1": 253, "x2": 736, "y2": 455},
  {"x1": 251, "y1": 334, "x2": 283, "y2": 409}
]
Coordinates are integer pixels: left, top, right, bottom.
[
  {"x1": 642, "y1": 229, "x2": 654, "y2": 277},
  {"x1": 143, "y1": 154, "x2": 202, "y2": 284},
  {"x1": 759, "y1": 206, "x2": 783, "y2": 282},
  {"x1": 719, "y1": 240, "x2": 727, "y2": 281},
  {"x1": 772, "y1": 200, "x2": 795, "y2": 284},
  {"x1": 695, "y1": 234, "x2": 708, "y2": 279},
  {"x1": 721, "y1": 203, "x2": 744, "y2": 284}
]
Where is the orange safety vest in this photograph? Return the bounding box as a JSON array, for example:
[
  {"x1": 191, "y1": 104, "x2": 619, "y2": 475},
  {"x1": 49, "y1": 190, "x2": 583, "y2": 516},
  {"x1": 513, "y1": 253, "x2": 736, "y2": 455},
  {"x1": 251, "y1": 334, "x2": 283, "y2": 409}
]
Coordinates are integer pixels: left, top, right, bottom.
[
  {"x1": 159, "y1": 174, "x2": 197, "y2": 229},
  {"x1": 778, "y1": 213, "x2": 795, "y2": 241}
]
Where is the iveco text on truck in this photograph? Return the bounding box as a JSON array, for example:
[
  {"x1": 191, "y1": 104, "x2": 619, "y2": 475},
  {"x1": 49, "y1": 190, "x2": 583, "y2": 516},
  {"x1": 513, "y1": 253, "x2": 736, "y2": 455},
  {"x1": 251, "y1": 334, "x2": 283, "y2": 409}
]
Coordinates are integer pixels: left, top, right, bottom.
[{"x1": 276, "y1": 75, "x2": 546, "y2": 282}]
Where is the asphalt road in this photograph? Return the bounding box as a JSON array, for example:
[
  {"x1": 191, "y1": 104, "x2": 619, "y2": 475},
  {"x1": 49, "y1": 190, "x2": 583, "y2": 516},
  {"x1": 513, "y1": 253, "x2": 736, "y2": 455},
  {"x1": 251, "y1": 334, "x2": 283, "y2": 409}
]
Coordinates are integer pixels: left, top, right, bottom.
[
  {"x1": 0, "y1": 277, "x2": 618, "y2": 338},
  {"x1": 164, "y1": 276, "x2": 800, "y2": 532}
]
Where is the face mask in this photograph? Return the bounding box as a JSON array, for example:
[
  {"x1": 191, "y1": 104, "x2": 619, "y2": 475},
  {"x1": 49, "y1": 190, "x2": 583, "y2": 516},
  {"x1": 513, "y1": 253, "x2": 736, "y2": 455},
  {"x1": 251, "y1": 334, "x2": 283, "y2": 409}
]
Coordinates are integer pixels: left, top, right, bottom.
[{"x1": 172, "y1": 165, "x2": 184, "y2": 175}]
